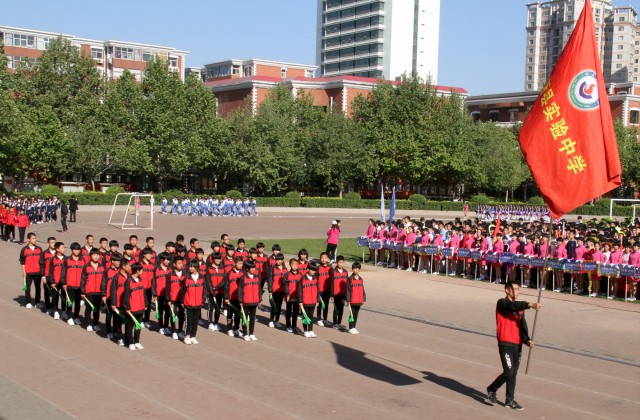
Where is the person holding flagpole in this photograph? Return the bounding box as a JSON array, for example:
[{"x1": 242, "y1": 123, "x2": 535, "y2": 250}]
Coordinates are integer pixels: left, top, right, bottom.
[{"x1": 325, "y1": 220, "x2": 340, "y2": 263}]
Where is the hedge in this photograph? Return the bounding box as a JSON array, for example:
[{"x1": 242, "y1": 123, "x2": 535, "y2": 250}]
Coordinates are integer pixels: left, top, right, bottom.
[{"x1": 3, "y1": 192, "x2": 635, "y2": 216}]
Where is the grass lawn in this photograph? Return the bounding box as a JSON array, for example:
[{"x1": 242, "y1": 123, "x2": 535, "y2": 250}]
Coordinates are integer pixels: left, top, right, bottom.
[{"x1": 229, "y1": 237, "x2": 365, "y2": 262}]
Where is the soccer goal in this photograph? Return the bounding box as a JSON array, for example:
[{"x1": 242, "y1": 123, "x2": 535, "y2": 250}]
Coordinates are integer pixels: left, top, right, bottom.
[
  {"x1": 609, "y1": 199, "x2": 640, "y2": 219},
  {"x1": 108, "y1": 193, "x2": 154, "y2": 230}
]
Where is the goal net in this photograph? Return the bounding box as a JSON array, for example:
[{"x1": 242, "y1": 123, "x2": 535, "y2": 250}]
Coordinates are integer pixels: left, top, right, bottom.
[{"x1": 108, "y1": 193, "x2": 154, "y2": 230}]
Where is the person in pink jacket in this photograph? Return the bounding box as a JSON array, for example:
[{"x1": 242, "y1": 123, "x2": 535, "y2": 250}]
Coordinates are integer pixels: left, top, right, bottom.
[
  {"x1": 365, "y1": 219, "x2": 376, "y2": 263},
  {"x1": 325, "y1": 220, "x2": 341, "y2": 262},
  {"x1": 387, "y1": 223, "x2": 399, "y2": 269},
  {"x1": 403, "y1": 226, "x2": 417, "y2": 272},
  {"x1": 376, "y1": 221, "x2": 388, "y2": 266},
  {"x1": 522, "y1": 237, "x2": 535, "y2": 287}
]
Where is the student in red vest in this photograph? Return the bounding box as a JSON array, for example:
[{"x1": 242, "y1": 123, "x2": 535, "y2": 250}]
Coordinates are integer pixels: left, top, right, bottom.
[
  {"x1": 187, "y1": 238, "x2": 199, "y2": 261},
  {"x1": 299, "y1": 262, "x2": 319, "y2": 338},
  {"x1": 297, "y1": 249, "x2": 310, "y2": 277},
  {"x1": 267, "y1": 244, "x2": 282, "y2": 269},
  {"x1": 81, "y1": 235, "x2": 94, "y2": 263},
  {"x1": 267, "y1": 253, "x2": 287, "y2": 328},
  {"x1": 143, "y1": 237, "x2": 156, "y2": 265},
  {"x1": 206, "y1": 241, "x2": 222, "y2": 265},
  {"x1": 16, "y1": 208, "x2": 30, "y2": 244},
  {"x1": 104, "y1": 240, "x2": 120, "y2": 270},
  {"x1": 238, "y1": 260, "x2": 260, "y2": 341},
  {"x1": 123, "y1": 262, "x2": 147, "y2": 351},
  {"x1": 224, "y1": 257, "x2": 244, "y2": 337},
  {"x1": 62, "y1": 242, "x2": 85, "y2": 325},
  {"x1": 152, "y1": 252, "x2": 172, "y2": 336},
  {"x1": 254, "y1": 242, "x2": 269, "y2": 305},
  {"x1": 205, "y1": 252, "x2": 225, "y2": 331},
  {"x1": 101, "y1": 254, "x2": 121, "y2": 340},
  {"x1": 139, "y1": 249, "x2": 155, "y2": 329},
  {"x1": 129, "y1": 235, "x2": 141, "y2": 262},
  {"x1": 486, "y1": 281, "x2": 540, "y2": 410},
  {"x1": 19, "y1": 232, "x2": 43, "y2": 309},
  {"x1": 80, "y1": 248, "x2": 106, "y2": 332},
  {"x1": 166, "y1": 257, "x2": 186, "y2": 340},
  {"x1": 284, "y1": 258, "x2": 302, "y2": 334},
  {"x1": 181, "y1": 260, "x2": 206, "y2": 345},
  {"x1": 331, "y1": 256, "x2": 348, "y2": 330},
  {"x1": 6, "y1": 206, "x2": 17, "y2": 242},
  {"x1": 110, "y1": 258, "x2": 130, "y2": 346},
  {"x1": 316, "y1": 252, "x2": 333, "y2": 326},
  {"x1": 346, "y1": 261, "x2": 366, "y2": 334},
  {"x1": 222, "y1": 244, "x2": 236, "y2": 273},
  {"x1": 48, "y1": 242, "x2": 66, "y2": 320}
]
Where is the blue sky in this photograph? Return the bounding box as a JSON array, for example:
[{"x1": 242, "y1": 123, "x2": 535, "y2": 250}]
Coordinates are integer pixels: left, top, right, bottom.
[{"x1": 3, "y1": 0, "x2": 640, "y2": 95}]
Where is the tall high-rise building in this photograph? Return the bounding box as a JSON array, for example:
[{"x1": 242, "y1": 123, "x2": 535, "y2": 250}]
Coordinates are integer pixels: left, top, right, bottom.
[
  {"x1": 524, "y1": 0, "x2": 639, "y2": 91},
  {"x1": 316, "y1": 0, "x2": 440, "y2": 83}
]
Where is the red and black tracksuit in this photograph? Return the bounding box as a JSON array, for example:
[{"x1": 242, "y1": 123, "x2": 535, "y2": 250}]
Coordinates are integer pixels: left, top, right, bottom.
[
  {"x1": 487, "y1": 298, "x2": 531, "y2": 404},
  {"x1": 140, "y1": 261, "x2": 155, "y2": 324},
  {"x1": 101, "y1": 267, "x2": 119, "y2": 335},
  {"x1": 255, "y1": 253, "x2": 268, "y2": 300},
  {"x1": 123, "y1": 276, "x2": 147, "y2": 345},
  {"x1": 238, "y1": 272, "x2": 260, "y2": 336},
  {"x1": 19, "y1": 244, "x2": 43, "y2": 306},
  {"x1": 224, "y1": 268, "x2": 243, "y2": 332},
  {"x1": 299, "y1": 274, "x2": 319, "y2": 333},
  {"x1": 205, "y1": 264, "x2": 225, "y2": 325},
  {"x1": 63, "y1": 256, "x2": 85, "y2": 319},
  {"x1": 81, "y1": 262, "x2": 105, "y2": 326},
  {"x1": 267, "y1": 265, "x2": 287, "y2": 323},
  {"x1": 48, "y1": 255, "x2": 66, "y2": 312},
  {"x1": 235, "y1": 248, "x2": 249, "y2": 262},
  {"x1": 283, "y1": 270, "x2": 302, "y2": 330},
  {"x1": 166, "y1": 270, "x2": 186, "y2": 334},
  {"x1": 152, "y1": 266, "x2": 172, "y2": 331},
  {"x1": 346, "y1": 275, "x2": 366, "y2": 330},
  {"x1": 40, "y1": 248, "x2": 56, "y2": 310},
  {"x1": 316, "y1": 264, "x2": 333, "y2": 321},
  {"x1": 110, "y1": 271, "x2": 128, "y2": 340},
  {"x1": 298, "y1": 260, "x2": 309, "y2": 277},
  {"x1": 180, "y1": 273, "x2": 206, "y2": 338},
  {"x1": 331, "y1": 268, "x2": 348, "y2": 325}
]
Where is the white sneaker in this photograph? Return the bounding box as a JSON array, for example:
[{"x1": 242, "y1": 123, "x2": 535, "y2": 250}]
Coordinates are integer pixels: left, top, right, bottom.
[
  {"x1": 93, "y1": 325, "x2": 101, "y2": 332},
  {"x1": 317, "y1": 320, "x2": 324, "y2": 327},
  {"x1": 86, "y1": 325, "x2": 93, "y2": 332},
  {"x1": 304, "y1": 331, "x2": 311, "y2": 338},
  {"x1": 628, "y1": 297, "x2": 637, "y2": 302},
  {"x1": 554, "y1": 288, "x2": 562, "y2": 293},
  {"x1": 214, "y1": 324, "x2": 220, "y2": 331},
  {"x1": 244, "y1": 335, "x2": 251, "y2": 341},
  {"x1": 67, "y1": 319, "x2": 74, "y2": 326},
  {"x1": 191, "y1": 337, "x2": 199, "y2": 345},
  {"x1": 607, "y1": 295, "x2": 614, "y2": 300},
  {"x1": 129, "y1": 344, "x2": 136, "y2": 351},
  {"x1": 352, "y1": 328, "x2": 359, "y2": 334},
  {"x1": 223, "y1": 309, "x2": 228, "y2": 317},
  {"x1": 184, "y1": 336, "x2": 192, "y2": 345},
  {"x1": 25, "y1": 303, "x2": 33, "y2": 309},
  {"x1": 227, "y1": 330, "x2": 235, "y2": 337},
  {"x1": 53, "y1": 311, "x2": 60, "y2": 320},
  {"x1": 268, "y1": 321, "x2": 275, "y2": 328},
  {"x1": 208, "y1": 323, "x2": 215, "y2": 331},
  {"x1": 286, "y1": 327, "x2": 294, "y2": 333},
  {"x1": 406, "y1": 268, "x2": 412, "y2": 272},
  {"x1": 118, "y1": 339, "x2": 125, "y2": 347},
  {"x1": 310, "y1": 331, "x2": 317, "y2": 338},
  {"x1": 348, "y1": 328, "x2": 358, "y2": 334},
  {"x1": 80, "y1": 300, "x2": 85, "y2": 307},
  {"x1": 249, "y1": 335, "x2": 257, "y2": 341},
  {"x1": 135, "y1": 343, "x2": 144, "y2": 350},
  {"x1": 36, "y1": 302, "x2": 45, "y2": 309},
  {"x1": 589, "y1": 292, "x2": 597, "y2": 297},
  {"x1": 274, "y1": 321, "x2": 282, "y2": 328},
  {"x1": 143, "y1": 322, "x2": 151, "y2": 329},
  {"x1": 178, "y1": 332, "x2": 185, "y2": 340},
  {"x1": 172, "y1": 333, "x2": 179, "y2": 340},
  {"x1": 107, "y1": 333, "x2": 114, "y2": 339}
]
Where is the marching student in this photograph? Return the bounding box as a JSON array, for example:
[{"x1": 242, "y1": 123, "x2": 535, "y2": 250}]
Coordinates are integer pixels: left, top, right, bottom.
[
  {"x1": 123, "y1": 262, "x2": 147, "y2": 351},
  {"x1": 297, "y1": 249, "x2": 310, "y2": 277},
  {"x1": 48, "y1": 242, "x2": 67, "y2": 320},
  {"x1": 6, "y1": 206, "x2": 17, "y2": 242},
  {"x1": 283, "y1": 258, "x2": 303, "y2": 333},
  {"x1": 316, "y1": 252, "x2": 333, "y2": 326},
  {"x1": 205, "y1": 252, "x2": 225, "y2": 331},
  {"x1": 254, "y1": 242, "x2": 269, "y2": 304},
  {"x1": 122, "y1": 244, "x2": 135, "y2": 265},
  {"x1": 299, "y1": 262, "x2": 319, "y2": 338},
  {"x1": 346, "y1": 261, "x2": 366, "y2": 334},
  {"x1": 81, "y1": 235, "x2": 95, "y2": 263},
  {"x1": 63, "y1": 242, "x2": 85, "y2": 325},
  {"x1": 180, "y1": 260, "x2": 206, "y2": 345},
  {"x1": 152, "y1": 252, "x2": 172, "y2": 336},
  {"x1": 267, "y1": 244, "x2": 282, "y2": 269},
  {"x1": 80, "y1": 248, "x2": 106, "y2": 332},
  {"x1": 222, "y1": 244, "x2": 236, "y2": 273},
  {"x1": 142, "y1": 237, "x2": 157, "y2": 264},
  {"x1": 331, "y1": 256, "x2": 348, "y2": 330},
  {"x1": 105, "y1": 240, "x2": 120, "y2": 269},
  {"x1": 98, "y1": 237, "x2": 109, "y2": 259},
  {"x1": 140, "y1": 249, "x2": 155, "y2": 328},
  {"x1": 267, "y1": 253, "x2": 287, "y2": 328},
  {"x1": 224, "y1": 257, "x2": 244, "y2": 337},
  {"x1": 238, "y1": 260, "x2": 260, "y2": 341},
  {"x1": 16, "y1": 208, "x2": 30, "y2": 244},
  {"x1": 235, "y1": 238, "x2": 249, "y2": 261},
  {"x1": 102, "y1": 254, "x2": 121, "y2": 339},
  {"x1": 19, "y1": 232, "x2": 43, "y2": 309},
  {"x1": 166, "y1": 257, "x2": 186, "y2": 340},
  {"x1": 129, "y1": 235, "x2": 141, "y2": 262},
  {"x1": 187, "y1": 238, "x2": 199, "y2": 261}
]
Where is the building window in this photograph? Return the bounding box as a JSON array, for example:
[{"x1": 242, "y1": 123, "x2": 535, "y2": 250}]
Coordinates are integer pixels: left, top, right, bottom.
[
  {"x1": 37, "y1": 36, "x2": 53, "y2": 50},
  {"x1": 618, "y1": 54, "x2": 623, "y2": 59},
  {"x1": 168, "y1": 56, "x2": 178, "y2": 68},
  {"x1": 281, "y1": 68, "x2": 287, "y2": 78},
  {"x1": 619, "y1": 16, "x2": 626, "y2": 22},
  {"x1": 528, "y1": 57, "x2": 533, "y2": 63},
  {"x1": 619, "y1": 26, "x2": 624, "y2": 32},
  {"x1": 616, "y1": 64, "x2": 623, "y2": 69},
  {"x1": 4, "y1": 33, "x2": 36, "y2": 48},
  {"x1": 618, "y1": 45, "x2": 624, "y2": 50},
  {"x1": 630, "y1": 109, "x2": 639, "y2": 125},
  {"x1": 509, "y1": 110, "x2": 519, "y2": 123},
  {"x1": 91, "y1": 48, "x2": 103, "y2": 61},
  {"x1": 305, "y1": 69, "x2": 314, "y2": 78},
  {"x1": 489, "y1": 110, "x2": 500, "y2": 122},
  {"x1": 142, "y1": 51, "x2": 153, "y2": 62},
  {"x1": 114, "y1": 47, "x2": 139, "y2": 60},
  {"x1": 528, "y1": 84, "x2": 533, "y2": 89}
]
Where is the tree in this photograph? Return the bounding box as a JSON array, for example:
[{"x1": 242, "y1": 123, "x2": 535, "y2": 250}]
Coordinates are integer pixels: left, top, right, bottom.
[{"x1": 615, "y1": 119, "x2": 640, "y2": 196}]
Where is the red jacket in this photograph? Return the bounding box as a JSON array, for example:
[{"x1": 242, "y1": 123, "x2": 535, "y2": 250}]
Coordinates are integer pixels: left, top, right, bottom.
[
  {"x1": 64, "y1": 256, "x2": 85, "y2": 288},
  {"x1": 152, "y1": 266, "x2": 171, "y2": 297},
  {"x1": 299, "y1": 274, "x2": 319, "y2": 306},
  {"x1": 19, "y1": 245, "x2": 43, "y2": 275},
  {"x1": 224, "y1": 268, "x2": 243, "y2": 301},
  {"x1": 16, "y1": 214, "x2": 30, "y2": 228},
  {"x1": 140, "y1": 261, "x2": 155, "y2": 290},
  {"x1": 238, "y1": 273, "x2": 260, "y2": 305},
  {"x1": 283, "y1": 271, "x2": 302, "y2": 301},
  {"x1": 346, "y1": 275, "x2": 366, "y2": 305},
  {"x1": 81, "y1": 262, "x2": 106, "y2": 295},
  {"x1": 267, "y1": 265, "x2": 287, "y2": 293},
  {"x1": 495, "y1": 298, "x2": 530, "y2": 346},
  {"x1": 124, "y1": 277, "x2": 147, "y2": 313},
  {"x1": 317, "y1": 264, "x2": 332, "y2": 292},
  {"x1": 166, "y1": 270, "x2": 185, "y2": 302},
  {"x1": 110, "y1": 272, "x2": 128, "y2": 307},
  {"x1": 49, "y1": 255, "x2": 66, "y2": 285},
  {"x1": 102, "y1": 267, "x2": 119, "y2": 299},
  {"x1": 205, "y1": 265, "x2": 225, "y2": 296},
  {"x1": 41, "y1": 248, "x2": 56, "y2": 279},
  {"x1": 255, "y1": 254, "x2": 268, "y2": 280},
  {"x1": 331, "y1": 268, "x2": 348, "y2": 296},
  {"x1": 181, "y1": 273, "x2": 206, "y2": 308}
]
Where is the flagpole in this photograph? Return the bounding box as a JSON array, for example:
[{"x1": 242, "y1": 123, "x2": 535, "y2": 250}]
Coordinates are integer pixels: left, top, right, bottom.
[{"x1": 525, "y1": 217, "x2": 553, "y2": 375}]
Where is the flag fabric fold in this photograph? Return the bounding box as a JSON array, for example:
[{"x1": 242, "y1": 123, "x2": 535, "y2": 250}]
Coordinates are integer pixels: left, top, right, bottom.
[
  {"x1": 380, "y1": 184, "x2": 385, "y2": 223},
  {"x1": 389, "y1": 187, "x2": 396, "y2": 224},
  {"x1": 518, "y1": 0, "x2": 621, "y2": 220}
]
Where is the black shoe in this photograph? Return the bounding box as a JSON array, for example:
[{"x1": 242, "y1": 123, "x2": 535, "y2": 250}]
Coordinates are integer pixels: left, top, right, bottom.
[
  {"x1": 486, "y1": 388, "x2": 497, "y2": 405},
  {"x1": 504, "y1": 400, "x2": 524, "y2": 410}
]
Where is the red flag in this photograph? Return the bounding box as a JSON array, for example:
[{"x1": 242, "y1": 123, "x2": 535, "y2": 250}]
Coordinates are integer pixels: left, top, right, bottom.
[
  {"x1": 492, "y1": 213, "x2": 501, "y2": 241},
  {"x1": 519, "y1": 0, "x2": 621, "y2": 220}
]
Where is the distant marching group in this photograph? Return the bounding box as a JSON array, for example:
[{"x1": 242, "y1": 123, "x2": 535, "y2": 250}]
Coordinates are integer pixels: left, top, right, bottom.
[
  {"x1": 476, "y1": 205, "x2": 552, "y2": 222},
  {"x1": 359, "y1": 216, "x2": 640, "y2": 302},
  {"x1": 161, "y1": 196, "x2": 258, "y2": 217},
  {"x1": 0, "y1": 195, "x2": 67, "y2": 244},
  {"x1": 19, "y1": 232, "x2": 366, "y2": 351}
]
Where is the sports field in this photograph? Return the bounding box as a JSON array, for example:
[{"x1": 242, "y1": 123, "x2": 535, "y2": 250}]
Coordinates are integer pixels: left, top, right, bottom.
[{"x1": 0, "y1": 207, "x2": 638, "y2": 419}]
